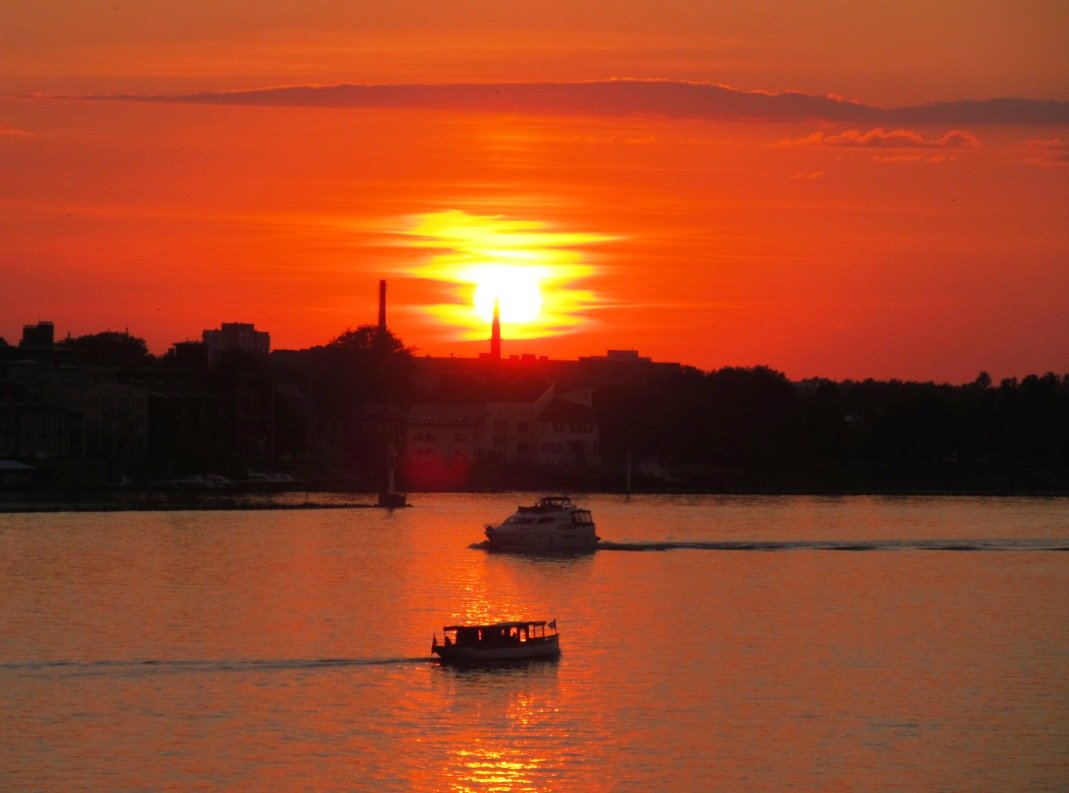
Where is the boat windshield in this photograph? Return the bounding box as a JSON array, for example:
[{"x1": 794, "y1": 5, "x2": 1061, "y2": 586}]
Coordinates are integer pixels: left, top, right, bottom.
[{"x1": 504, "y1": 516, "x2": 538, "y2": 525}]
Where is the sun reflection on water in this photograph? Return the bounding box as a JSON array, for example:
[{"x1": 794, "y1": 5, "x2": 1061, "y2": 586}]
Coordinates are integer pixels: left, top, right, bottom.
[
  {"x1": 439, "y1": 666, "x2": 567, "y2": 793},
  {"x1": 451, "y1": 748, "x2": 540, "y2": 792}
]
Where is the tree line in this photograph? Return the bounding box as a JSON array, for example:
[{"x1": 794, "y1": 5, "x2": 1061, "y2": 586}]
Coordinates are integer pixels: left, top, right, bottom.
[
  {"x1": 595, "y1": 366, "x2": 1069, "y2": 493},
  {"x1": 4, "y1": 328, "x2": 1066, "y2": 493}
]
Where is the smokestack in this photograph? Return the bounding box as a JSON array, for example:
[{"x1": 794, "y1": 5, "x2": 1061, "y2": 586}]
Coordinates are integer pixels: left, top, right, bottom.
[
  {"x1": 378, "y1": 279, "x2": 387, "y2": 332},
  {"x1": 490, "y1": 299, "x2": 501, "y2": 361}
]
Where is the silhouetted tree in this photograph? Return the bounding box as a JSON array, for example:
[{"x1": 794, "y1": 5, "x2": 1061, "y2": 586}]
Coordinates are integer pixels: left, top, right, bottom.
[
  {"x1": 11, "y1": 311, "x2": 1066, "y2": 491},
  {"x1": 596, "y1": 364, "x2": 801, "y2": 484},
  {"x1": 286, "y1": 325, "x2": 415, "y2": 470},
  {"x1": 329, "y1": 325, "x2": 407, "y2": 355},
  {"x1": 317, "y1": 325, "x2": 412, "y2": 406},
  {"x1": 62, "y1": 331, "x2": 151, "y2": 367}
]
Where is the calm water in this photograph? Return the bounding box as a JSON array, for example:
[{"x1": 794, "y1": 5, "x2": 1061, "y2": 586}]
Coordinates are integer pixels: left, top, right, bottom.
[{"x1": 2, "y1": 494, "x2": 1067, "y2": 792}]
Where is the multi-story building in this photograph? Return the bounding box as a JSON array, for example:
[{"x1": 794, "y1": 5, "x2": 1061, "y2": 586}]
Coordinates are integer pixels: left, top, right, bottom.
[
  {"x1": 404, "y1": 384, "x2": 600, "y2": 475},
  {"x1": 202, "y1": 322, "x2": 270, "y2": 365},
  {"x1": 403, "y1": 404, "x2": 486, "y2": 489},
  {"x1": 533, "y1": 388, "x2": 599, "y2": 466},
  {"x1": 405, "y1": 404, "x2": 486, "y2": 463},
  {"x1": 19, "y1": 321, "x2": 55, "y2": 348},
  {"x1": 82, "y1": 383, "x2": 149, "y2": 458},
  {"x1": 0, "y1": 401, "x2": 74, "y2": 460}
]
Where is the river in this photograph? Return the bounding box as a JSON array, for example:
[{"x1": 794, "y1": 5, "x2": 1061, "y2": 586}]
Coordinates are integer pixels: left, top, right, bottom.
[{"x1": 2, "y1": 494, "x2": 1067, "y2": 791}]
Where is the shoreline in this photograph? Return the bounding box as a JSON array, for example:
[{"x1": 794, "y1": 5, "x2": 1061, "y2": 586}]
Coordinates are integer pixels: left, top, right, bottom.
[{"x1": 2, "y1": 487, "x2": 1066, "y2": 514}]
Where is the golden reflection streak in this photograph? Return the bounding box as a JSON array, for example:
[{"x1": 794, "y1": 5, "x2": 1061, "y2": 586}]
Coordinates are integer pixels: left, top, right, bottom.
[
  {"x1": 424, "y1": 536, "x2": 569, "y2": 792},
  {"x1": 396, "y1": 209, "x2": 615, "y2": 341},
  {"x1": 452, "y1": 748, "x2": 538, "y2": 792}
]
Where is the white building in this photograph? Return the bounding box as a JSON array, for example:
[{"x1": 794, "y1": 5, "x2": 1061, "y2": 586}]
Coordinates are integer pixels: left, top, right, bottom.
[
  {"x1": 405, "y1": 404, "x2": 486, "y2": 464},
  {"x1": 532, "y1": 388, "x2": 599, "y2": 466}
]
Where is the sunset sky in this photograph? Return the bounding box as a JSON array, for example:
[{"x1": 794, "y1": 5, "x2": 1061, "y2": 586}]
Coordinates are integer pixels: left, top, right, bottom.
[{"x1": 2, "y1": 1, "x2": 1067, "y2": 382}]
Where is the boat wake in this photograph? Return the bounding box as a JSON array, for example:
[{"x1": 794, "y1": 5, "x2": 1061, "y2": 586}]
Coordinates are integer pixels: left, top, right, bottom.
[
  {"x1": 597, "y1": 539, "x2": 1069, "y2": 552},
  {"x1": 0, "y1": 656, "x2": 435, "y2": 677},
  {"x1": 472, "y1": 538, "x2": 1069, "y2": 553}
]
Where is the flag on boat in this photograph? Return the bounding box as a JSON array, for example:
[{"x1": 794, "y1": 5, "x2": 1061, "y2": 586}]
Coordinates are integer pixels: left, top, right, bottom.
[{"x1": 548, "y1": 619, "x2": 556, "y2": 630}]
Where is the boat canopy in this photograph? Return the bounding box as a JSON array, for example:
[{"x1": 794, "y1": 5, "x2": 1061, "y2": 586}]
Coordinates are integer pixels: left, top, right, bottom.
[
  {"x1": 517, "y1": 496, "x2": 577, "y2": 512},
  {"x1": 442, "y1": 620, "x2": 555, "y2": 632}
]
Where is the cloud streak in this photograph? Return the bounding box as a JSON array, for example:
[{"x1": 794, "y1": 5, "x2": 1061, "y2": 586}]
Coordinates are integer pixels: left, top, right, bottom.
[
  {"x1": 781, "y1": 128, "x2": 980, "y2": 148},
  {"x1": 83, "y1": 80, "x2": 1069, "y2": 125}
]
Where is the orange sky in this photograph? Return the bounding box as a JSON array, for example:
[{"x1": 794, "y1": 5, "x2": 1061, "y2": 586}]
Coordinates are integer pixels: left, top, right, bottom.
[{"x1": 2, "y1": 2, "x2": 1068, "y2": 382}]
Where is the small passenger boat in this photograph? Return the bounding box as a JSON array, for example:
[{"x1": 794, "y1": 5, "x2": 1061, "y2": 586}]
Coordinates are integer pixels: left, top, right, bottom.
[
  {"x1": 432, "y1": 619, "x2": 561, "y2": 663},
  {"x1": 484, "y1": 496, "x2": 599, "y2": 552}
]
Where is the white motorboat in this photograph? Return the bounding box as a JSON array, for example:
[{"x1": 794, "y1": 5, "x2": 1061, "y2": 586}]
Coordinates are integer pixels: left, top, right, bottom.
[
  {"x1": 432, "y1": 620, "x2": 560, "y2": 664},
  {"x1": 484, "y1": 495, "x2": 599, "y2": 552}
]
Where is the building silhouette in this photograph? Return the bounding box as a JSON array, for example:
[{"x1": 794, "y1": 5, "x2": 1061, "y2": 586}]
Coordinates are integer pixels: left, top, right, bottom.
[
  {"x1": 202, "y1": 322, "x2": 269, "y2": 364},
  {"x1": 20, "y1": 322, "x2": 54, "y2": 348},
  {"x1": 378, "y1": 279, "x2": 388, "y2": 333}
]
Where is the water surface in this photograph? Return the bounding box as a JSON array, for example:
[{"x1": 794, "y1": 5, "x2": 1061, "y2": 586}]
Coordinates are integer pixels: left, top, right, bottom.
[{"x1": 2, "y1": 494, "x2": 1067, "y2": 791}]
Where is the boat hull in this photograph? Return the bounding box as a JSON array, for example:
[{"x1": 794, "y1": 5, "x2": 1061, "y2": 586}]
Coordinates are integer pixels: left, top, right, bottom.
[
  {"x1": 484, "y1": 529, "x2": 600, "y2": 553},
  {"x1": 433, "y1": 636, "x2": 561, "y2": 664},
  {"x1": 483, "y1": 496, "x2": 599, "y2": 553}
]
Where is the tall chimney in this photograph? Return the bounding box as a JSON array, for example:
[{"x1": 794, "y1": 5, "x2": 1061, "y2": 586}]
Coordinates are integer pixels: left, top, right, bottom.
[
  {"x1": 490, "y1": 299, "x2": 502, "y2": 361},
  {"x1": 378, "y1": 279, "x2": 387, "y2": 332}
]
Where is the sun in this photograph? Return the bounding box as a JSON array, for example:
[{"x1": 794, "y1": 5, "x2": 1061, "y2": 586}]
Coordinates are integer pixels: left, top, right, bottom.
[
  {"x1": 399, "y1": 210, "x2": 616, "y2": 341},
  {"x1": 467, "y1": 264, "x2": 545, "y2": 324}
]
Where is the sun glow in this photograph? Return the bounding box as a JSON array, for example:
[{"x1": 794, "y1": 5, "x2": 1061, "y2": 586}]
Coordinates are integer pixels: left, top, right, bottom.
[
  {"x1": 397, "y1": 209, "x2": 615, "y2": 341},
  {"x1": 468, "y1": 263, "x2": 545, "y2": 323}
]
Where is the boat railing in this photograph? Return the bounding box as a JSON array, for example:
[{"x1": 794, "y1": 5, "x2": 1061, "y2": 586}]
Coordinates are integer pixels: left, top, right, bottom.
[{"x1": 534, "y1": 496, "x2": 575, "y2": 510}]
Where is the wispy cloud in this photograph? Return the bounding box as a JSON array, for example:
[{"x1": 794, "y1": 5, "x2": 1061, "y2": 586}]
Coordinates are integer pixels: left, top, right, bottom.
[
  {"x1": 0, "y1": 122, "x2": 30, "y2": 136},
  {"x1": 870, "y1": 154, "x2": 953, "y2": 164},
  {"x1": 1025, "y1": 137, "x2": 1069, "y2": 165},
  {"x1": 81, "y1": 80, "x2": 1069, "y2": 125},
  {"x1": 780, "y1": 128, "x2": 979, "y2": 148}
]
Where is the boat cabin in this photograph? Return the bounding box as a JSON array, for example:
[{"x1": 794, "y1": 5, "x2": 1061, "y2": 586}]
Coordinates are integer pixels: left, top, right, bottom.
[
  {"x1": 439, "y1": 620, "x2": 557, "y2": 648},
  {"x1": 507, "y1": 496, "x2": 595, "y2": 527},
  {"x1": 432, "y1": 619, "x2": 561, "y2": 662}
]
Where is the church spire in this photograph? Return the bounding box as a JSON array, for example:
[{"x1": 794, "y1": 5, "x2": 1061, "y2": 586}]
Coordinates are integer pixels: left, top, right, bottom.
[{"x1": 490, "y1": 299, "x2": 501, "y2": 361}]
